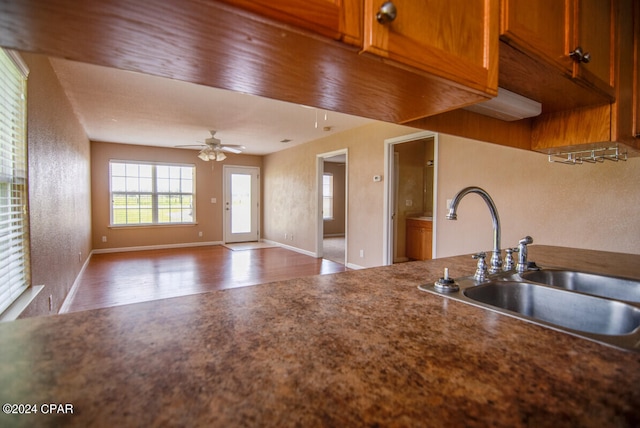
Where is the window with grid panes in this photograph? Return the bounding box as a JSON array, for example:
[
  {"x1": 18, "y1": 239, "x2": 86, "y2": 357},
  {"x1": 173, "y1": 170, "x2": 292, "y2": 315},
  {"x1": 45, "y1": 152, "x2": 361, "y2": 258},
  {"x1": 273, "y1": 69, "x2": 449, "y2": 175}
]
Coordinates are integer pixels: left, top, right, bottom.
[
  {"x1": 109, "y1": 161, "x2": 195, "y2": 225},
  {"x1": 322, "y1": 173, "x2": 333, "y2": 220}
]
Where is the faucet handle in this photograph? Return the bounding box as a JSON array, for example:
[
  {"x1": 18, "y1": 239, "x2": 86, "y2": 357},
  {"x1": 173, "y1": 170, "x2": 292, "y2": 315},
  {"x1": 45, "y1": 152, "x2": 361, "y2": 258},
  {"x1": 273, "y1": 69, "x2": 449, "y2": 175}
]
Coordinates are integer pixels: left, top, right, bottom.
[
  {"x1": 472, "y1": 252, "x2": 487, "y2": 281},
  {"x1": 503, "y1": 247, "x2": 518, "y2": 271}
]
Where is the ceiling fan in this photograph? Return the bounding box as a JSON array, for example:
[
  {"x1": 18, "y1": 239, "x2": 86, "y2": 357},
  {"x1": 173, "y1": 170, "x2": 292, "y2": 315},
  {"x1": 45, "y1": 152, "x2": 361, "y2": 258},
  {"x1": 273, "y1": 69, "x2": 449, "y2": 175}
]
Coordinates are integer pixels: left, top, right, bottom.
[{"x1": 177, "y1": 130, "x2": 245, "y2": 161}]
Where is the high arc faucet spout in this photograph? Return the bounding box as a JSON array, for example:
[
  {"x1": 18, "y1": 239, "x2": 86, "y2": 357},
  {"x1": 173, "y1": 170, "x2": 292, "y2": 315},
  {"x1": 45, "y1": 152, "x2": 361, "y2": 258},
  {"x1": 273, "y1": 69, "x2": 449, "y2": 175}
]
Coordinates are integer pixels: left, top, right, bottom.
[{"x1": 446, "y1": 186, "x2": 502, "y2": 273}]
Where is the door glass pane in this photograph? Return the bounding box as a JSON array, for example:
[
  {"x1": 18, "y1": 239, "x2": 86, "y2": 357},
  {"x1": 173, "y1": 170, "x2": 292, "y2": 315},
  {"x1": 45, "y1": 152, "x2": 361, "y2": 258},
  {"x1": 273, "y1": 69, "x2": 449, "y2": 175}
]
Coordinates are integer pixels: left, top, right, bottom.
[{"x1": 231, "y1": 173, "x2": 251, "y2": 234}]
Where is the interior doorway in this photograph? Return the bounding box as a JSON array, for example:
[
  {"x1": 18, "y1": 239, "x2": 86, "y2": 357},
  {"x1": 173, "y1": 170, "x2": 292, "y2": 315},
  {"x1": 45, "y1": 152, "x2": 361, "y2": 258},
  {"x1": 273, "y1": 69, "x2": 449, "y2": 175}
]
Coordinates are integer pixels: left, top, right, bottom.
[
  {"x1": 316, "y1": 150, "x2": 348, "y2": 265},
  {"x1": 223, "y1": 165, "x2": 260, "y2": 243},
  {"x1": 383, "y1": 131, "x2": 438, "y2": 265}
]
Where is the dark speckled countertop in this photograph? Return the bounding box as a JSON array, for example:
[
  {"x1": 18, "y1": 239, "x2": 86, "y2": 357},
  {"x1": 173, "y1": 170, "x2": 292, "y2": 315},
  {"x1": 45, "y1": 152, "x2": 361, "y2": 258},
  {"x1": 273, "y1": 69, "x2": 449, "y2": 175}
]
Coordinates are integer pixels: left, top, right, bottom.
[{"x1": 0, "y1": 246, "x2": 639, "y2": 427}]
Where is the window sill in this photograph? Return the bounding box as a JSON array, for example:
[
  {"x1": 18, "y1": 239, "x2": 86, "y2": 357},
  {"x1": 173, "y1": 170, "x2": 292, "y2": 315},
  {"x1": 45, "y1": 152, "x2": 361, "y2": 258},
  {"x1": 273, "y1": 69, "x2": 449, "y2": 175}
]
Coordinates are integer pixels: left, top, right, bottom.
[{"x1": 0, "y1": 285, "x2": 45, "y2": 322}]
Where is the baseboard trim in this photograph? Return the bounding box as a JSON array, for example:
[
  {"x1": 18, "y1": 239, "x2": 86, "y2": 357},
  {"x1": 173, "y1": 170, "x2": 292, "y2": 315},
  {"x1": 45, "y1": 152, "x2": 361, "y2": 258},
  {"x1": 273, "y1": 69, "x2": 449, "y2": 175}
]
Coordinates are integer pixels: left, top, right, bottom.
[
  {"x1": 92, "y1": 241, "x2": 223, "y2": 254},
  {"x1": 346, "y1": 262, "x2": 365, "y2": 270},
  {"x1": 59, "y1": 252, "x2": 95, "y2": 314},
  {"x1": 261, "y1": 239, "x2": 317, "y2": 258}
]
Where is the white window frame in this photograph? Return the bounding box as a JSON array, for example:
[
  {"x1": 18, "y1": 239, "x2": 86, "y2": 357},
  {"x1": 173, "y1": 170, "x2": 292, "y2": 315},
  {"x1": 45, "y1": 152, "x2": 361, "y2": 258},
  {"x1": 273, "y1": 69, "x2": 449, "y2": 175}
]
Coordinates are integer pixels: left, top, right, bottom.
[
  {"x1": 322, "y1": 173, "x2": 334, "y2": 220},
  {"x1": 0, "y1": 49, "x2": 36, "y2": 319},
  {"x1": 109, "y1": 160, "x2": 196, "y2": 226}
]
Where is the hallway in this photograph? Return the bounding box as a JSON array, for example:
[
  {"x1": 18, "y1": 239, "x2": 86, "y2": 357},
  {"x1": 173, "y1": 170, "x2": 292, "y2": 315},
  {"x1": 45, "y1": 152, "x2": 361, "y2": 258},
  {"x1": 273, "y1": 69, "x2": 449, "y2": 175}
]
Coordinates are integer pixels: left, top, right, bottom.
[{"x1": 323, "y1": 236, "x2": 346, "y2": 265}]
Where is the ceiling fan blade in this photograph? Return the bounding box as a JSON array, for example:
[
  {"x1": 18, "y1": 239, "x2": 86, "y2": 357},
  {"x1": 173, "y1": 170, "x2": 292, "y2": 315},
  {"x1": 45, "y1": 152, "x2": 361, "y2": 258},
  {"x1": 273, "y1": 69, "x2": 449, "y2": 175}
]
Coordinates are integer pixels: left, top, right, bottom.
[
  {"x1": 174, "y1": 144, "x2": 206, "y2": 148},
  {"x1": 220, "y1": 145, "x2": 245, "y2": 154}
]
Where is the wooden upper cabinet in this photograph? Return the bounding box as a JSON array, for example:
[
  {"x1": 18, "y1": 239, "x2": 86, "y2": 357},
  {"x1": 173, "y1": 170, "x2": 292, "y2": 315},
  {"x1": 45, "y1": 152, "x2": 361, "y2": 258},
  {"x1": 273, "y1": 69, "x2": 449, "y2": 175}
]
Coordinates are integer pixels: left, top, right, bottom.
[
  {"x1": 217, "y1": 0, "x2": 362, "y2": 45},
  {"x1": 530, "y1": 0, "x2": 638, "y2": 153},
  {"x1": 501, "y1": 0, "x2": 615, "y2": 99},
  {"x1": 362, "y1": 0, "x2": 499, "y2": 96},
  {"x1": 608, "y1": 0, "x2": 637, "y2": 146}
]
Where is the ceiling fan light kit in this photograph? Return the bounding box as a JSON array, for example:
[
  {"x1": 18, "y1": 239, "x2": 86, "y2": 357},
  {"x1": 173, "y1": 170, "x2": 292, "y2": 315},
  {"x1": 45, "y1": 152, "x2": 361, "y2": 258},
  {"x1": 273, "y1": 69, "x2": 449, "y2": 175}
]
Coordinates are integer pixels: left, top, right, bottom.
[{"x1": 197, "y1": 147, "x2": 226, "y2": 161}]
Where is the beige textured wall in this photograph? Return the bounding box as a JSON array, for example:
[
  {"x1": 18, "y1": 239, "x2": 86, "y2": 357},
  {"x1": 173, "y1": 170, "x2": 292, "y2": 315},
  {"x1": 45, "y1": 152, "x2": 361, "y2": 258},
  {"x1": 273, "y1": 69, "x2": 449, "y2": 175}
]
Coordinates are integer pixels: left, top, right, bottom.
[
  {"x1": 435, "y1": 134, "x2": 640, "y2": 257},
  {"x1": 91, "y1": 141, "x2": 262, "y2": 250},
  {"x1": 262, "y1": 121, "x2": 417, "y2": 267},
  {"x1": 266, "y1": 126, "x2": 640, "y2": 268},
  {"x1": 323, "y1": 162, "x2": 345, "y2": 236},
  {"x1": 21, "y1": 53, "x2": 92, "y2": 318}
]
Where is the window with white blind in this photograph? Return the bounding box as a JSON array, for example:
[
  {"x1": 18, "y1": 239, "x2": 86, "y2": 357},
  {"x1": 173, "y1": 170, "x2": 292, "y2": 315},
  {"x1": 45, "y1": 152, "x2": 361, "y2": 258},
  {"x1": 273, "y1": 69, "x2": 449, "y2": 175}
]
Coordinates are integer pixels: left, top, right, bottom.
[
  {"x1": 322, "y1": 173, "x2": 334, "y2": 220},
  {"x1": 109, "y1": 161, "x2": 195, "y2": 226},
  {"x1": 0, "y1": 49, "x2": 31, "y2": 316}
]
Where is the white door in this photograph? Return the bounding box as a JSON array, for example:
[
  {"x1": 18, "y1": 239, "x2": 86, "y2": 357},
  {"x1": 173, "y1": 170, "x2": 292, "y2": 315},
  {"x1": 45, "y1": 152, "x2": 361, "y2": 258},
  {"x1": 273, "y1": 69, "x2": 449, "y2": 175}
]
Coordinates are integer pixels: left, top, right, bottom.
[{"x1": 223, "y1": 166, "x2": 260, "y2": 243}]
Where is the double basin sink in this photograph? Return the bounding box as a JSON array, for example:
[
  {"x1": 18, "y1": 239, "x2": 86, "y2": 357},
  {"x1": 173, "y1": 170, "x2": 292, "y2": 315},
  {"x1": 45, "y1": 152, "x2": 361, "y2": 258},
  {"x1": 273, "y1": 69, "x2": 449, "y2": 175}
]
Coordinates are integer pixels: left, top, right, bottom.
[{"x1": 419, "y1": 268, "x2": 640, "y2": 352}]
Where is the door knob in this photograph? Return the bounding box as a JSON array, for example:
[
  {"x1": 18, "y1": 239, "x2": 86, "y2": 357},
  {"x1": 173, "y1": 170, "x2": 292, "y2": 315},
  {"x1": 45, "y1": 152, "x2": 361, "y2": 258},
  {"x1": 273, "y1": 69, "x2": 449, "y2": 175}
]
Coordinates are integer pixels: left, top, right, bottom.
[{"x1": 376, "y1": 1, "x2": 397, "y2": 24}]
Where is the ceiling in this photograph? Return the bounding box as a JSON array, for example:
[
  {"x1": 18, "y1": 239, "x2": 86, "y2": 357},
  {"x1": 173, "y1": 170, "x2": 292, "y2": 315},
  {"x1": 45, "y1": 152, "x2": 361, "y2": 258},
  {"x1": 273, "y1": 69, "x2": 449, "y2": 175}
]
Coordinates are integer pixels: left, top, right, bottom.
[{"x1": 49, "y1": 57, "x2": 374, "y2": 156}]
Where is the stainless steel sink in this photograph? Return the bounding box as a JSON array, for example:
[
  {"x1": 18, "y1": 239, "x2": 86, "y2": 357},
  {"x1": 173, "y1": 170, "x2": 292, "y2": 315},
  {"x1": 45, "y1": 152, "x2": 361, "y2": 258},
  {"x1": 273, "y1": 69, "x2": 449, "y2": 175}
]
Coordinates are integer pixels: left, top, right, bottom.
[
  {"x1": 419, "y1": 270, "x2": 640, "y2": 352},
  {"x1": 520, "y1": 269, "x2": 640, "y2": 303},
  {"x1": 463, "y1": 281, "x2": 640, "y2": 336}
]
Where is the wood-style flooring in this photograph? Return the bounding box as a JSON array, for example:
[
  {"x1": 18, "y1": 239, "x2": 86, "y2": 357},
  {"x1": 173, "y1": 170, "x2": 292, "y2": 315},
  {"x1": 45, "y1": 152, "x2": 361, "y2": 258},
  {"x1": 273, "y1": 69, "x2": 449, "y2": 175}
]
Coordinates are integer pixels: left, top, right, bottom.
[{"x1": 63, "y1": 245, "x2": 348, "y2": 313}]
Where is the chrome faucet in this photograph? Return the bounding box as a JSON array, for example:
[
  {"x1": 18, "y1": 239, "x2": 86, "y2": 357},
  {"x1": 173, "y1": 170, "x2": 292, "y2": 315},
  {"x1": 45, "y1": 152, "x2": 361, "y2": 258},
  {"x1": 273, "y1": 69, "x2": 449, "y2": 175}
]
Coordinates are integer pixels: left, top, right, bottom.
[{"x1": 446, "y1": 186, "x2": 502, "y2": 274}]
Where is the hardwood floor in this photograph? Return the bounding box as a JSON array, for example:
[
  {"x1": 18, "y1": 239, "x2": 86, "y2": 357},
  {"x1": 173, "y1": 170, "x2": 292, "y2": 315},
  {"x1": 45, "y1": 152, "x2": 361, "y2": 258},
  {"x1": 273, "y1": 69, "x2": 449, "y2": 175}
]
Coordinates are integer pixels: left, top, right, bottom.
[{"x1": 63, "y1": 245, "x2": 348, "y2": 313}]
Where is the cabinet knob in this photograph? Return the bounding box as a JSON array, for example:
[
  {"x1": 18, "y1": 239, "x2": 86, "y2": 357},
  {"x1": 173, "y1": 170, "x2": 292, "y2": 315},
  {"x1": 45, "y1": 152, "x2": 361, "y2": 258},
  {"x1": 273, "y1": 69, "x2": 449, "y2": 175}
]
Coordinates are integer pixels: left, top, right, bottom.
[
  {"x1": 570, "y1": 47, "x2": 591, "y2": 64},
  {"x1": 376, "y1": 1, "x2": 397, "y2": 24}
]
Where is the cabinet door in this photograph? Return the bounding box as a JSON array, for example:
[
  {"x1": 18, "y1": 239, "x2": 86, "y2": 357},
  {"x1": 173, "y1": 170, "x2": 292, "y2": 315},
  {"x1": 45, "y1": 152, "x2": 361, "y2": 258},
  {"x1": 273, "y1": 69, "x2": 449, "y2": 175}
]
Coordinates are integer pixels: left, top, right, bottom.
[
  {"x1": 423, "y1": 226, "x2": 433, "y2": 260},
  {"x1": 405, "y1": 225, "x2": 423, "y2": 260},
  {"x1": 218, "y1": 0, "x2": 361, "y2": 43},
  {"x1": 501, "y1": 0, "x2": 615, "y2": 97},
  {"x1": 500, "y1": 0, "x2": 574, "y2": 74},
  {"x1": 363, "y1": 0, "x2": 498, "y2": 95},
  {"x1": 573, "y1": 0, "x2": 615, "y2": 95},
  {"x1": 406, "y1": 220, "x2": 432, "y2": 261}
]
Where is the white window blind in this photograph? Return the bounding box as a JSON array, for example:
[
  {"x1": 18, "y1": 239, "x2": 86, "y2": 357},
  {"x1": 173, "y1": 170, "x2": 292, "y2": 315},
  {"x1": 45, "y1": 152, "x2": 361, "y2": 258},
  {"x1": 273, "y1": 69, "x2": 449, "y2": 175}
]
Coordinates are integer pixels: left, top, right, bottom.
[
  {"x1": 322, "y1": 173, "x2": 333, "y2": 220},
  {"x1": 0, "y1": 49, "x2": 31, "y2": 315}
]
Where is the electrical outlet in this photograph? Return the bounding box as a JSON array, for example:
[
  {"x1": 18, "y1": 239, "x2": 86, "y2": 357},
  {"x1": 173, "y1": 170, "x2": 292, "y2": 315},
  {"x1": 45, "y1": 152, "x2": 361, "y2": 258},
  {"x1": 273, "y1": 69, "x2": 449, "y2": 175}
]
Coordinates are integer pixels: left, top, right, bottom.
[
  {"x1": 284, "y1": 233, "x2": 288, "y2": 240},
  {"x1": 78, "y1": 252, "x2": 82, "y2": 262},
  {"x1": 198, "y1": 231, "x2": 203, "y2": 237},
  {"x1": 102, "y1": 236, "x2": 107, "y2": 243},
  {"x1": 359, "y1": 249, "x2": 364, "y2": 258},
  {"x1": 406, "y1": 199, "x2": 413, "y2": 207}
]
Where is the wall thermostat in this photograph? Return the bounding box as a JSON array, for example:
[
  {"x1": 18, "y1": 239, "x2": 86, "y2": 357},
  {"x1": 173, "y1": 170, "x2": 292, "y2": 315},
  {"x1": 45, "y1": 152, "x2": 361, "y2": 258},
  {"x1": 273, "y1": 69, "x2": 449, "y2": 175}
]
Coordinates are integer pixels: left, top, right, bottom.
[{"x1": 373, "y1": 175, "x2": 382, "y2": 182}]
